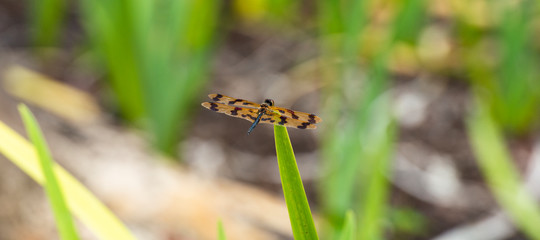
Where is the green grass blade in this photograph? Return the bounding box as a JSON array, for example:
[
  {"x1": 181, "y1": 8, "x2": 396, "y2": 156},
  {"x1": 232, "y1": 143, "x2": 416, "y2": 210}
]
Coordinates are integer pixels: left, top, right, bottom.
[
  {"x1": 274, "y1": 125, "x2": 318, "y2": 240},
  {"x1": 494, "y1": 2, "x2": 538, "y2": 133},
  {"x1": 0, "y1": 119, "x2": 135, "y2": 240},
  {"x1": 80, "y1": 0, "x2": 145, "y2": 122},
  {"x1": 18, "y1": 104, "x2": 79, "y2": 240},
  {"x1": 354, "y1": 98, "x2": 396, "y2": 240},
  {"x1": 467, "y1": 96, "x2": 540, "y2": 239},
  {"x1": 217, "y1": 220, "x2": 227, "y2": 240},
  {"x1": 30, "y1": 0, "x2": 66, "y2": 46},
  {"x1": 338, "y1": 210, "x2": 356, "y2": 240}
]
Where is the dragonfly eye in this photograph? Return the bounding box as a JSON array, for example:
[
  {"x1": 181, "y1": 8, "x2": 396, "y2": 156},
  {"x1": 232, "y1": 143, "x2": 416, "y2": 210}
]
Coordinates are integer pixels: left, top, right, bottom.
[{"x1": 264, "y1": 99, "x2": 274, "y2": 106}]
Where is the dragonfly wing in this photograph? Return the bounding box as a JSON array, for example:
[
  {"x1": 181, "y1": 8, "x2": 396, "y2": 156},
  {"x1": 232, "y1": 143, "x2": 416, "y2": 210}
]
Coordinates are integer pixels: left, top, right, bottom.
[
  {"x1": 201, "y1": 102, "x2": 258, "y2": 123},
  {"x1": 259, "y1": 111, "x2": 317, "y2": 129},
  {"x1": 269, "y1": 106, "x2": 322, "y2": 124},
  {"x1": 208, "y1": 93, "x2": 260, "y2": 108}
]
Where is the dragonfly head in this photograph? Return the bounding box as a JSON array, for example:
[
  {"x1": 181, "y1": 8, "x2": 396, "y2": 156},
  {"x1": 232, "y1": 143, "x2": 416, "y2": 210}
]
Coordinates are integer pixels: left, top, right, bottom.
[{"x1": 264, "y1": 99, "x2": 274, "y2": 106}]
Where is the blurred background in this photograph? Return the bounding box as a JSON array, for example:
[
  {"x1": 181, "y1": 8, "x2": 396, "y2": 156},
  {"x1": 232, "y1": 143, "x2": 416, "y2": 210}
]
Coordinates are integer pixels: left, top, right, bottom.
[{"x1": 1, "y1": 0, "x2": 540, "y2": 239}]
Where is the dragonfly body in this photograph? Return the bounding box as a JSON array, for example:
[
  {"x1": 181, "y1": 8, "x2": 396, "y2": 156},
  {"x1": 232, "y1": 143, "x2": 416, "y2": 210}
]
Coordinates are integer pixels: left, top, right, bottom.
[
  {"x1": 248, "y1": 110, "x2": 264, "y2": 135},
  {"x1": 201, "y1": 94, "x2": 322, "y2": 135}
]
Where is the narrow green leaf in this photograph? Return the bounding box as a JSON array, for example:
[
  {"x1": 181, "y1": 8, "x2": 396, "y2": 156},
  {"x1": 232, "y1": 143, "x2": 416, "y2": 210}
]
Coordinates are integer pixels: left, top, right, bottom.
[
  {"x1": 18, "y1": 104, "x2": 79, "y2": 240},
  {"x1": 338, "y1": 210, "x2": 356, "y2": 240},
  {"x1": 0, "y1": 120, "x2": 135, "y2": 240},
  {"x1": 274, "y1": 125, "x2": 318, "y2": 240},
  {"x1": 217, "y1": 219, "x2": 227, "y2": 240},
  {"x1": 467, "y1": 97, "x2": 540, "y2": 239},
  {"x1": 30, "y1": 0, "x2": 66, "y2": 46},
  {"x1": 355, "y1": 98, "x2": 395, "y2": 240}
]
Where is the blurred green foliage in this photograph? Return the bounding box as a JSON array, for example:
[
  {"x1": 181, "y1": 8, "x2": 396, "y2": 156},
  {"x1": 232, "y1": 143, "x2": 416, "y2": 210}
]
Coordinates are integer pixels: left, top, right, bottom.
[
  {"x1": 233, "y1": 0, "x2": 299, "y2": 24},
  {"x1": 388, "y1": 207, "x2": 426, "y2": 236},
  {"x1": 463, "y1": 2, "x2": 540, "y2": 237},
  {"x1": 463, "y1": 1, "x2": 540, "y2": 134},
  {"x1": 468, "y1": 95, "x2": 540, "y2": 239},
  {"x1": 30, "y1": 0, "x2": 66, "y2": 46},
  {"x1": 318, "y1": 0, "x2": 423, "y2": 238},
  {"x1": 80, "y1": 0, "x2": 220, "y2": 155},
  {"x1": 338, "y1": 210, "x2": 357, "y2": 240}
]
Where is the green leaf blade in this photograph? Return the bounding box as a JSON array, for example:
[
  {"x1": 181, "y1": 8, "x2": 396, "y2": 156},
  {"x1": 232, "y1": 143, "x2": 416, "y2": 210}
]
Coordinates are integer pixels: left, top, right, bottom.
[
  {"x1": 31, "y1": 0, "x2": 66, "y2": 46},
  {"x1": 18, "y1": 104, "x2": 80, "y2": 240},
  {"x1": 338, "y1": 210, "x2": 356, "y2": 240},
  {"x1": 274, "y1": 125, "x2": 318, "y2": 240},
  {"x1": 467, "y1": 97, "x2": 540, "y2": 239},
  {"x1": 217, "y1": 219, "x2": 227, "y2": 240}
]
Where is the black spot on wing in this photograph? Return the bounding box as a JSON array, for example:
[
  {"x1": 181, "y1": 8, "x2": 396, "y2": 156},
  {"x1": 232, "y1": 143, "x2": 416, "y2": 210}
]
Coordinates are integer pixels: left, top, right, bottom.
[
  {"x1": 209, "y1": 103, "x2": 219, "y2": 111},
  {"x1": 260, "y1": 117, "x2": 277, "y2": 123},
  {"x1": 242, "y1": 114, "x2": 257, "y2": 121},
  {"x1": 278, "y1": 116, "x2": 288, "y2": 125},
  {"x1": 242, "y1": 102, "x2": 251, "y2": 105},
  {"x1": 287, "y1": 109, "x2": 299, "y2": 119},
  {"x1": 297, "y1": 122, "x2": 311, "y2": 129},
  {"x1": 308, "y1": 114, "x2": 317, "y2": 123},
  {"x1": 278, "y1": 109, "x2": 285, "y2": 113},
  {"x1": 212, "y1": 94, "x2": 223, "y2": 101},
  {"x1": 230, "y1": 107, "x2": 241, "y2": 116},
  {"x1": 228, "y1": 99, "x2": 244, "y2": 105}
]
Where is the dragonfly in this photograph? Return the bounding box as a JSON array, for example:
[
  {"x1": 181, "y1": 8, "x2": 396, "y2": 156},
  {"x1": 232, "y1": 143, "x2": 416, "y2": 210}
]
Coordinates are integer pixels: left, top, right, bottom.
[{"x1": 201, "y1": 93, "x2": 322, "y2": 135}]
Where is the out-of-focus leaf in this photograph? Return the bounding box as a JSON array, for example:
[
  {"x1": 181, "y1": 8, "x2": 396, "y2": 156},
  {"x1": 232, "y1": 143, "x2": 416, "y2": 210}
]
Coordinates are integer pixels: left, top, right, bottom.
[
  {"x1": 338, "y1": 210, "x2": 356, "y2": 240},
  {"x1": 467, "y1": 96, "x2": 540, "y2": 239},
  {"x1": 30, "y1": 0, "x2": 66, "y2": 46},
  {"x1": 19, "y1": 104, "x2": 79, "y2": 240},
  {"x1": 218, "y1": 220, "x2": 227, "y2": 240}
]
